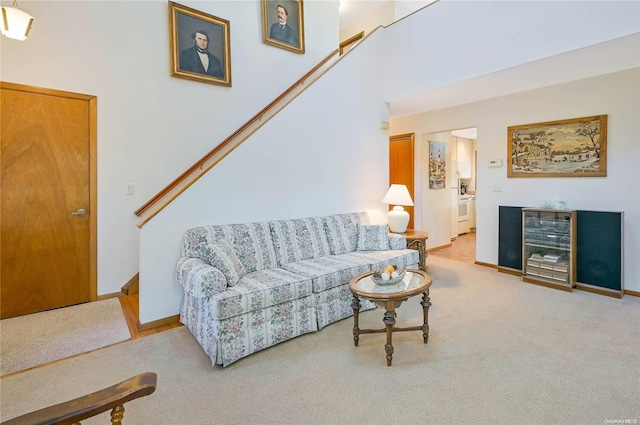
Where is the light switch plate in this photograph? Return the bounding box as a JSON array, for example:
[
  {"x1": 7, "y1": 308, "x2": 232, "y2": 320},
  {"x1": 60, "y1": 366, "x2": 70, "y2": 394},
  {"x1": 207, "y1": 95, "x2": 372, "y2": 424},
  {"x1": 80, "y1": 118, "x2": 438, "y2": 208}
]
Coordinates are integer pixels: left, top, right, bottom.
[{"x1": 489, "y1": 159, "x2": 503, "y2": 168}]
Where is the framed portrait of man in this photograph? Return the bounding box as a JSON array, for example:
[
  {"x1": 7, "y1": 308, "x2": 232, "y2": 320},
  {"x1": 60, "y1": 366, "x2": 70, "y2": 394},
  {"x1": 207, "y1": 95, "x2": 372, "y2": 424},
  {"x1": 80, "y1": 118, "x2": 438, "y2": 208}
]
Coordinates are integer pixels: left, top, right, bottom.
[
  {"x1": 169, "y1": 1, "x2": 231, "y2": 86},
  {"x1": 261, "y1": 0, "x2": 305, "y2": 54}
]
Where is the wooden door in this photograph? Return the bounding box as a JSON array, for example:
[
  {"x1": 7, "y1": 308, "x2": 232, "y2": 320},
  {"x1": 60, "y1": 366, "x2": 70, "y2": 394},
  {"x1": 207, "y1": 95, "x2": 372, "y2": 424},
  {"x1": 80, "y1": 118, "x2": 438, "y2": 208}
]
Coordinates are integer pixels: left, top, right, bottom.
[
  {"x1": 1, "y1": 83, "x2": 97, "y2": 319},
  {"x1": 389, "y1": 133, "x2": 415, "y2": 229}
]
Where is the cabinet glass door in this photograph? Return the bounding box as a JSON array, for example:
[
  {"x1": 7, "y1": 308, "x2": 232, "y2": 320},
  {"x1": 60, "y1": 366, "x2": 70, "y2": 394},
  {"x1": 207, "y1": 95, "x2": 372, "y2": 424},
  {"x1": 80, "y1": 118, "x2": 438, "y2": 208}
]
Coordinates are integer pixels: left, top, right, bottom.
[{"x1": 522, "y1": 209, "x2": 576, "y2": 291}]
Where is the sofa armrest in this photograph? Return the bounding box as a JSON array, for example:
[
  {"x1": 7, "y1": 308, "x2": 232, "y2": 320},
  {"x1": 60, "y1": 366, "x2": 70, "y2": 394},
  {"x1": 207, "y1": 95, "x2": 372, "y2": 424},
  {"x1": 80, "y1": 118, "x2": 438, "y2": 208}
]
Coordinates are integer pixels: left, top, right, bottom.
[
  {"x1": 388, "y1": 233, "x2": 407, "y2": 250},
  {"x1": 176, "y1": 257, "x2": 227, "y2": 299}
]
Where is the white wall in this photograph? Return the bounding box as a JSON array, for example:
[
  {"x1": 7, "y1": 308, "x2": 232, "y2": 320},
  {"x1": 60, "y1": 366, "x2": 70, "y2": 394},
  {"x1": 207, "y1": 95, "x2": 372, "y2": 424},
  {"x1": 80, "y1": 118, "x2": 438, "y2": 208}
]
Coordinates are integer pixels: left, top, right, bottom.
[
  {"x1": 391, "y1": 68, "x2": 640, "y2": 292},
  {"x1": 338, "y1": 0, "x2": 433, "y2": 43},
  {"x1": 416, "y1": 131, "x2": 454, "y2": 244},
  {"x1": 339, "y1": 1, "x2": 393, "y2": 41},
  {"x1": 0, "y1": 0, "x2": 340, "y2": 296},
  {"x1": 383, "y1": 1, "x2": 640, "y2": 103},
  {"x1": 139, "y1": 30, "x2": 391, "y2": 323}
]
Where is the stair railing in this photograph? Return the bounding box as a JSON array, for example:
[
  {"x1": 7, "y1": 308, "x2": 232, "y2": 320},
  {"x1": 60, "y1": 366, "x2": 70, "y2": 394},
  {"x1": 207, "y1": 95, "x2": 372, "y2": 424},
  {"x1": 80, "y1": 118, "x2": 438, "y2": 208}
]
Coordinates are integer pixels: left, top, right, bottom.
[
  {"x1": 1, "y1": 372, "x2": 157, "y2": 425},
  {"x1": 134, "y1": 48, "x2": 343, "y2": 227}
]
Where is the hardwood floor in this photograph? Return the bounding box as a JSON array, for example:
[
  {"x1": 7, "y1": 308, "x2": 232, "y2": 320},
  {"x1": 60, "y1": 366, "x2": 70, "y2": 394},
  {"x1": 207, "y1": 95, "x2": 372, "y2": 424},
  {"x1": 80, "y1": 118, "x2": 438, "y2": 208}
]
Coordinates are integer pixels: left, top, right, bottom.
[
  {"x1": 119, "y1": 294, "x2": 182, "y2": 339},
  {"x1": 429, "y1": 232, "x2": 476, "y2": 264}
]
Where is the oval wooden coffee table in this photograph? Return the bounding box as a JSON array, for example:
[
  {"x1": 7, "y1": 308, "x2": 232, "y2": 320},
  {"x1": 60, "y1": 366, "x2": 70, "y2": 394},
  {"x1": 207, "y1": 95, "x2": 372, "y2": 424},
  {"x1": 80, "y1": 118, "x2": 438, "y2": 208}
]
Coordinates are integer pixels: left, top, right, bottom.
[{"x1": 348, "y1": 269, "x2": 432, "y2": 366}]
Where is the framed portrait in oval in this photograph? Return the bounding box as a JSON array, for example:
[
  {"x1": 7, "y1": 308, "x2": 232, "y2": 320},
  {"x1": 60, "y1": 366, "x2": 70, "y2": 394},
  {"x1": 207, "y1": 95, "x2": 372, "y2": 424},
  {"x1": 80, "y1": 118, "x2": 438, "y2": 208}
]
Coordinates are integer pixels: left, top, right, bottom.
[
  {"x1": 169, "y1": 2, "x2": 231, "y2": 86},
  {"x1": 261, "y1": 0, "x2": 305, "y2": 54}
]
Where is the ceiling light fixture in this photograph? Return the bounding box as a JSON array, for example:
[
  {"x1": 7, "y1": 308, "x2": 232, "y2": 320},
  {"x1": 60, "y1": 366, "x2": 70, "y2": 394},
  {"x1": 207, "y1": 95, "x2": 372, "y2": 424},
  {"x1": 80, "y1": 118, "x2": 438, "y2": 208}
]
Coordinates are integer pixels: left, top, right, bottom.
[{"x1": 1, "y1": 0, "x2": 34, "y2": 41}]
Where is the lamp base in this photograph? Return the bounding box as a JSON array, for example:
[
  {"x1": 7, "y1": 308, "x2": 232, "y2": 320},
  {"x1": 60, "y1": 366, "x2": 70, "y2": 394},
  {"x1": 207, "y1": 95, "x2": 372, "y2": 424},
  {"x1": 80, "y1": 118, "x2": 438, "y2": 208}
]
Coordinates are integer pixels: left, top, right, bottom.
[{"x1": 388, "y1": 206, "x2": 409, "y2": 233}]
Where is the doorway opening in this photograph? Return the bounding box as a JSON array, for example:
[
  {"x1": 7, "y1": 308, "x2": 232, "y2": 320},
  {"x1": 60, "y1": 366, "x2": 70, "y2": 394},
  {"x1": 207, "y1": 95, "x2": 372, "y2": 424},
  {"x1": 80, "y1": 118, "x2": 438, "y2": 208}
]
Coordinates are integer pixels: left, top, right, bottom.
[{"x1": 420, "y1": 127, "x2": 477, "y2": 263}]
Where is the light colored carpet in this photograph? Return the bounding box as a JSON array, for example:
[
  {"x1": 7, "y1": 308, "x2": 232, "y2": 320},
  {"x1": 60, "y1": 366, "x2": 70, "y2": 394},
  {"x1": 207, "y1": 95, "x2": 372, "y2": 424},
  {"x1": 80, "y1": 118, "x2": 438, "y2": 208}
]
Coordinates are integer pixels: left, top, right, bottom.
[
  {"x1": 1, "y1": 257, "x2": 638, "y2": 425},
  {"x1": 0, "y1": 298, "x2": 131, "y2": 376}
]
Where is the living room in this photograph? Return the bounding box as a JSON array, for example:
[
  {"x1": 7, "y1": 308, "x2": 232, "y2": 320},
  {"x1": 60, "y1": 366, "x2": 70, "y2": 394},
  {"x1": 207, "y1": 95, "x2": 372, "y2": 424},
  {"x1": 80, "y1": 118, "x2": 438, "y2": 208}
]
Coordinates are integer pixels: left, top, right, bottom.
[
  {"x1": 2, "y1": 1, "x2": 639, "y2": 423},
  {"x1": 2, "y1": 1, "x2": 638, "y2": 328}
]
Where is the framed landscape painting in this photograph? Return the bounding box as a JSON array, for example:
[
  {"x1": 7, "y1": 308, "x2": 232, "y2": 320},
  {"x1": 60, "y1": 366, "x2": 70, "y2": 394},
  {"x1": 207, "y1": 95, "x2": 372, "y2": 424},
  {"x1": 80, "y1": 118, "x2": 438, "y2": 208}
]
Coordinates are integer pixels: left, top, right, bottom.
[
  {"x1": 507, "y1": 115, "x2": 607, "y2": 178},
  {"x1": 169, "y1": 2, "x2": 231, "y2": 86},
  {"x1": 261, "y1": 0, "x2": 305, "y2": 54}
]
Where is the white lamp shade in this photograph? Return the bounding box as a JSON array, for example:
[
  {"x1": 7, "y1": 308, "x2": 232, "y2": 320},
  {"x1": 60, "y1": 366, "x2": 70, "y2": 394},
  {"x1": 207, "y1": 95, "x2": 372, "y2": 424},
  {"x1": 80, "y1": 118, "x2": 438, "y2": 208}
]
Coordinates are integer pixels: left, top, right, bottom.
[
  {"x1": 1, "y1": 5, "x2": 34, "y2": 41},
  {"x1": 382, "y1": 184, "x2": 414, "y2": 233},
  {"x1": 381, "y1": 184, "x2": 414, "y2": 207}
]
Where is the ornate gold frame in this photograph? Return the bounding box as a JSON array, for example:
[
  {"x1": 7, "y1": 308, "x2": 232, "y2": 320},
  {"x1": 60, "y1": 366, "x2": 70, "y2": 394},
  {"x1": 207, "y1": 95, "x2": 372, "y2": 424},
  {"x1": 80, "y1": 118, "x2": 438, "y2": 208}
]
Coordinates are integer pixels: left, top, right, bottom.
[
  {"x1": 508, "y1": 115, "x2": 607, "y2": 178},
  {"x1": 169, "y1": 2, "x2": 231, "y2": 86},
  {"x1": 261, "y1": 0, "x2": 305, "y2": 54}
]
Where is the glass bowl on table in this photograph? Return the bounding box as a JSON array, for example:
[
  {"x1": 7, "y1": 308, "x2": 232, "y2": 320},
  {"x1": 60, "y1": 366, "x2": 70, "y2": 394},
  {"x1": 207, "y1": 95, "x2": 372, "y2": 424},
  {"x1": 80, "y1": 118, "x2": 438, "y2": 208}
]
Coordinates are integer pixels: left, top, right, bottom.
[{"x1": 371, "y1": 267, "x2": 406, "y2": 285}]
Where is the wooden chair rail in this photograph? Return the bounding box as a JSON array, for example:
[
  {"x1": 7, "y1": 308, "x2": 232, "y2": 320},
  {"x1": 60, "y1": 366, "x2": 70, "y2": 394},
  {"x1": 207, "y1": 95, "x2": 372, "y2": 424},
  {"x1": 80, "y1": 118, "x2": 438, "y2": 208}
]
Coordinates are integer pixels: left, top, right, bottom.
[
  {"x1": 1, "y1": 372, "x2": 157, "y2": 425},
  {"x1": 134, "y1": 48, "x2": 339, "y2": 223}
]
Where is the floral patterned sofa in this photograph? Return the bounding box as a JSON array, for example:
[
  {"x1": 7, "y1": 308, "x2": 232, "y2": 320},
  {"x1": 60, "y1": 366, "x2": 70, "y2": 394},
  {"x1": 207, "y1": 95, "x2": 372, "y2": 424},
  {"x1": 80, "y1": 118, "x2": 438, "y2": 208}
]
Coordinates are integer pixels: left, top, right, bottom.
[{"x1": 176, "y1": 212, "x2": 419, "y2": 367}]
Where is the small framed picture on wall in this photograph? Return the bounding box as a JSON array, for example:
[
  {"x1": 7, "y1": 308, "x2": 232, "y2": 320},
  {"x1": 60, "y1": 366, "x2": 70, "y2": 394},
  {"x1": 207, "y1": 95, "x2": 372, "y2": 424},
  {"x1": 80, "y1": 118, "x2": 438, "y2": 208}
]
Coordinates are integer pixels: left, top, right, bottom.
[
  {"x1": 169, "y1": 1, "x2": 232, "y2": 86},
  {"x1": 261, "y1": 0, "x2": 305, "y2": 54},
  {"x1": 429, "y1": 141, "x2": 447, "y2": 189}
]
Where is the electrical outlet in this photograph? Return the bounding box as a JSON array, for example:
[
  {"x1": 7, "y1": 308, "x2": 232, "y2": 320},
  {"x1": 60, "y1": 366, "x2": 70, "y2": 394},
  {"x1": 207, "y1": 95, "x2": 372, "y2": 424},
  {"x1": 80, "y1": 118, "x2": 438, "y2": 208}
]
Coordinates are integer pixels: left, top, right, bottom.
[
  {"x1": 491, "y1": 184, "x2": 502, "y2": 192},
  {"x1": 126, "y1": 183, "x2": 135, "y2": 195}
]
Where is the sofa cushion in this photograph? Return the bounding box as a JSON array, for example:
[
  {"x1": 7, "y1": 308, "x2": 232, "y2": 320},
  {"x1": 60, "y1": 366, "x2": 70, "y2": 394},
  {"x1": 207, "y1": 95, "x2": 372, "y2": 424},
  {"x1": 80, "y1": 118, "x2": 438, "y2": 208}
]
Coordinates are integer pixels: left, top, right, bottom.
[
  {"x1": 182, "y1": 222, "x2": 278, "y2": 273},
  {"x1": 280, "y1": 256, "x2": 370, "y2": 293},
  {"x1": 357, "y1": 224, "x2": 390, "y2": 251},
  {"x1": 200, "y1": 240, "x2": 246, "y2": 287},
  {"x1": 344, "y1": 249, "x2": 419, "y2": 271},
  {"x1": 388, "y1": 233, "x2": 408, "y2": 250},
  {"x1": 205, "y1": 268, "x2": 314, "y2": 320},
  {"x1": 323, "y1": 212, "x2": 370, "y2": 255},
  {"x1": 270, "y1": 217, "x2": 331, "y2": 266}
]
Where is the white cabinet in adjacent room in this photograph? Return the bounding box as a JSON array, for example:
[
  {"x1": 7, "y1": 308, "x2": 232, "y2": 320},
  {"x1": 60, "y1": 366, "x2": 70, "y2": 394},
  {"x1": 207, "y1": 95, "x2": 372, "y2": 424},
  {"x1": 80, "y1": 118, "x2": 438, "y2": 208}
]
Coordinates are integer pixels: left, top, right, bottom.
[
  {"x1": 456, "y1": 138, "x2": 473, "y2": 179},
  {"x1": 470, "y1": 196, "x2": 476, "y2": 231},
  {"x1": 457, "y1": 195, "x2": 472, "y2": 235}
]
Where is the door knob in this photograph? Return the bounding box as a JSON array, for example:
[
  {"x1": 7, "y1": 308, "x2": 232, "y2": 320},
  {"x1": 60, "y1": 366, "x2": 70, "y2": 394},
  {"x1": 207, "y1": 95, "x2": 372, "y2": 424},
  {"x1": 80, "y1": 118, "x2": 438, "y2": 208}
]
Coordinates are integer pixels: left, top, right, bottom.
[{"x1": 71, "y1": 208, "x2": 87, "y2": 216}]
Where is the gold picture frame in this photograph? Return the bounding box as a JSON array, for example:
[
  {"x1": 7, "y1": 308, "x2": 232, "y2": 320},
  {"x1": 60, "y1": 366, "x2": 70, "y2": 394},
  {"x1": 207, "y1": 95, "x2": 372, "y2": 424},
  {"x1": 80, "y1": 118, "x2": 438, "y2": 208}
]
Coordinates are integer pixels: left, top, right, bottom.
[
  {"x1": 428, "y1": 141, "x2": 447, "y2": 189},
  {"x1": 507, "y1": 115, "x2": 607, "y2": 178},
  {"x1": 169, "y1": 2, "x2": 231, "y2": 86},
  {"x1": 261, "y1": 0, "x2": 305, "y2": 54}
]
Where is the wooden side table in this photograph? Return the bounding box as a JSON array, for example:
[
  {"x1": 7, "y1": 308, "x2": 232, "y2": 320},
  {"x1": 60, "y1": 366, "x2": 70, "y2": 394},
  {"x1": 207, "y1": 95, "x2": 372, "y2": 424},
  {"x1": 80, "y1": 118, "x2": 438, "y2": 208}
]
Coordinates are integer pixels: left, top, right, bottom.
[{"x1": 403, "y1": 229, "x2": 429, "y2": 271}]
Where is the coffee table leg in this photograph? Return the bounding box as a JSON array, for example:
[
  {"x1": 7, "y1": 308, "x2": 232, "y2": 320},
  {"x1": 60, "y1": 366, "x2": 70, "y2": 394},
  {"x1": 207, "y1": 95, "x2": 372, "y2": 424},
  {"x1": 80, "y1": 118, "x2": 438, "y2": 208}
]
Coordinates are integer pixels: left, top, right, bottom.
[
  {"x1": 351, "y1": 295, "x2": 361, "y2": 347},
  {"x1": 383, "y1": 304, "x2": 396, "y2": 366},
  {"x1": 421, "y1": 291, "x2": 431, "y2": 344}
]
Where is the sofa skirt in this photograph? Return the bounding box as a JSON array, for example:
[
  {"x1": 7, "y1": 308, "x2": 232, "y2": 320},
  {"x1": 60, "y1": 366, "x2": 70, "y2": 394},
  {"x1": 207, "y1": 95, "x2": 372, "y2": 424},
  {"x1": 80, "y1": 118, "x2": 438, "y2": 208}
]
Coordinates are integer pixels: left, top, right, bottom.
[
  {"x1": 181, "y1": 293, "x2": 318, "y2": 367},
  {"x1": 315, "y1": 284, "x2": 376, "y2": 329}
]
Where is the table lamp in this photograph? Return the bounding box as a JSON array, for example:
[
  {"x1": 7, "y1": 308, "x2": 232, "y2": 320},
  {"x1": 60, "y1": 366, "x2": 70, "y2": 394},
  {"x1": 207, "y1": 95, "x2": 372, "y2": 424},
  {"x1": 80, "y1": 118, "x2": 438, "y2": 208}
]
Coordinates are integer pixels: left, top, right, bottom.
[{"x1": 382, "y1": 184, "x2": 414, "y2": 233}]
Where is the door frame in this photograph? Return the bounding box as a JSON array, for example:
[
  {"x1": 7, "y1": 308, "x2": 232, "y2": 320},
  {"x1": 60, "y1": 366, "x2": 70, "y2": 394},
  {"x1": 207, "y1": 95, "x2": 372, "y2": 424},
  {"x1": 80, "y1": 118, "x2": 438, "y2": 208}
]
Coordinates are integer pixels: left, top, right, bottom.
[
  {"x1": 389, "y1": 133, "x2": 415, "y2": 229},
  {"x1": 1, "y1": 81, "x2": 98, "y2": 301}
]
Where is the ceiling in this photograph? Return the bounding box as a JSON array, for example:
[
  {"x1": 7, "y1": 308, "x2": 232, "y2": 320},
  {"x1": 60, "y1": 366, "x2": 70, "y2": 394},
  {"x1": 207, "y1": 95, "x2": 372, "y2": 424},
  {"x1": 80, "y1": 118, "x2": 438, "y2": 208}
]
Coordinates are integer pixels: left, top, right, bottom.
[{"x1": 451, "y1": 128, "x2": 477, "y2": 140}]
